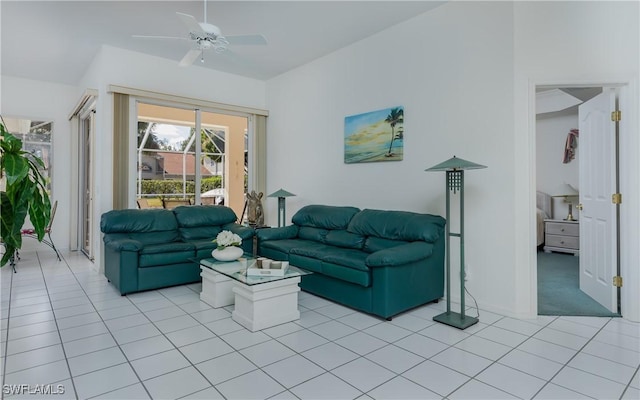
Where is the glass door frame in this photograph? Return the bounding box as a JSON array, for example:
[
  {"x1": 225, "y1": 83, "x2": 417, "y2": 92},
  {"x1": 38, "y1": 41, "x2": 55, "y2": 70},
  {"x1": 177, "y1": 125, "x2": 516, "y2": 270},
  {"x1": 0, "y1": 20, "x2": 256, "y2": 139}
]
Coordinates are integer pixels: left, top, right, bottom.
[{"x1": 79, "y1": 101, "x2": 96, "y2": 260}]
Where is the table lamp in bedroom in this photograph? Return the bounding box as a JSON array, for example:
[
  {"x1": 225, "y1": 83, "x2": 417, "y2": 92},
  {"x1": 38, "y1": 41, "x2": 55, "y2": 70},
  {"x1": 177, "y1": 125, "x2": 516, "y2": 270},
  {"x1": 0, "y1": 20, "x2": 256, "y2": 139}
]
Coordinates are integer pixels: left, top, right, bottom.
[
  {"x1": 425, "y1": 156, "x2": 486, "y2": 330},
  {"x1": 552, "y1": 183, "x2": 579, "y2": 221}
]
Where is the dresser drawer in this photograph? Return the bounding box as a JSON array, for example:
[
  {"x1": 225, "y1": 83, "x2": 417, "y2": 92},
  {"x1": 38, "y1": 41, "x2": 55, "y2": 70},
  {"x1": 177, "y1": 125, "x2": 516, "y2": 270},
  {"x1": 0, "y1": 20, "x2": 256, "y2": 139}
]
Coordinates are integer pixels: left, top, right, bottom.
[
  {"x1": 546, "y1": 222, "x2": 579, "y2": 237},
  {"x1": 545, "y1": 234, "x2": 579, "y2": 250}
]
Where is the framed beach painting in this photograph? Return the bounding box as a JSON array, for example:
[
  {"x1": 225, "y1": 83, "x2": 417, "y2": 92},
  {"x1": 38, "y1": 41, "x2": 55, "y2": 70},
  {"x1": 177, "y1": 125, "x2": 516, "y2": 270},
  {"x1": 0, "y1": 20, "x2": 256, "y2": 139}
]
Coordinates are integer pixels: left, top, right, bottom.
[{"x1": 344, "y1": 106, "x2": 404, "y2": 164}]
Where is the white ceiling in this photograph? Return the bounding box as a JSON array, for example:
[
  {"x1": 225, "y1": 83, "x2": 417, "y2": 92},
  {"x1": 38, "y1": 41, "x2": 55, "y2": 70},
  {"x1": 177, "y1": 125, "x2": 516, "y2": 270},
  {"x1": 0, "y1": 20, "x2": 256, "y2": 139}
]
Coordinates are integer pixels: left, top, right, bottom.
[{"x1": 1, "y1": 1, "x2": 445, "y2": 85}]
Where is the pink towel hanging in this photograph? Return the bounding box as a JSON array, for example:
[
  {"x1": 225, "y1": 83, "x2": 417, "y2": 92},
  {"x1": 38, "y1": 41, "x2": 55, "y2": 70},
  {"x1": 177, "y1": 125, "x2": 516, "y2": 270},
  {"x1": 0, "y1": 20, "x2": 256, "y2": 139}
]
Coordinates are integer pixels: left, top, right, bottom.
[{"x1": 563, "y1": 129, "x2": 579, "y2": 163}]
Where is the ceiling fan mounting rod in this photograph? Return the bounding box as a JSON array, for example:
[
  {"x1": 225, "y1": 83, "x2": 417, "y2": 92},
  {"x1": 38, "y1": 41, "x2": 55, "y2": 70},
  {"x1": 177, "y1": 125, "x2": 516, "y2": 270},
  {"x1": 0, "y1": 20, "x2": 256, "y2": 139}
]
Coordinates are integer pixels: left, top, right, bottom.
[{"x1": 203, "y1": 0, "x2": 207, "y2": 24}]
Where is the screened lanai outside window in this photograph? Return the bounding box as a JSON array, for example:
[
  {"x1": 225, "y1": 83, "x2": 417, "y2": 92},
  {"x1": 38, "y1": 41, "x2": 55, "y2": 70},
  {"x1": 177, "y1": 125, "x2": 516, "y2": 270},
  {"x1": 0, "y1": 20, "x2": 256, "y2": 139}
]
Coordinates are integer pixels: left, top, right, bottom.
[
  {"x1": 3, "y1": 118, "x2": 53, "y2": 193},
  {"x1": 135, "y1": 103, "x2": 248, "y2": 218}
]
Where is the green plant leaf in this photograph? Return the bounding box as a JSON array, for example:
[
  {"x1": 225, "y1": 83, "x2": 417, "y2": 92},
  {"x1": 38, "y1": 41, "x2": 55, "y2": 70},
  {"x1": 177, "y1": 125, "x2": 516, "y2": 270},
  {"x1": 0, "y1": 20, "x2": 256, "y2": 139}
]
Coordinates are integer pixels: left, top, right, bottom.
[
  {"x1": 29, "y1": 189, "x2": 51, "y2": 241},
  {"x1": 0, "y1": 122, "x2": 52, "y2": 267},
  {"x1": 2, "y1": 153, "x2": 29, "y2": 186}
]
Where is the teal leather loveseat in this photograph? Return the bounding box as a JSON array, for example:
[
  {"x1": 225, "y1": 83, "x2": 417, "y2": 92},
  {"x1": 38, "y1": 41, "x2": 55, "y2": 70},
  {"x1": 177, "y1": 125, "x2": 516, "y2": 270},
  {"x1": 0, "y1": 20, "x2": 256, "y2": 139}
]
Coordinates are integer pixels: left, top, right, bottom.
[
  {"x1": 256, "y1": 205, "x2": 446, "y2": 319},
  {"x1": 101, "y1": 205, "x2": 254, "y2": 295}
]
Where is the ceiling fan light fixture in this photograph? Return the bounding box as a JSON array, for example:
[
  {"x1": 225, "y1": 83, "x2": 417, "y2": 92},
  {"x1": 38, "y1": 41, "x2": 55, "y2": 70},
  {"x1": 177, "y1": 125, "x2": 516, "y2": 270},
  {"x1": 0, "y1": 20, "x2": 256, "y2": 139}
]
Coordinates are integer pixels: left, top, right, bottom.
[{"x1": 199, "y1": 22, "x2": 221, "y2": 36}]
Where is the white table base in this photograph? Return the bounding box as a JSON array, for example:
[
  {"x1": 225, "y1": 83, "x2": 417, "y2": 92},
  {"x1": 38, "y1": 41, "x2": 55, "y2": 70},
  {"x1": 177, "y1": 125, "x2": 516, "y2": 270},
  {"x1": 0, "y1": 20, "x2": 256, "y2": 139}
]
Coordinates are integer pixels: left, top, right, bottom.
[
  {"x1": 231, "y1": 277, "x2": 301, "y2": 332},
  {"x1": 200, "y1": 266, "x2": 235, "y2": 308}
]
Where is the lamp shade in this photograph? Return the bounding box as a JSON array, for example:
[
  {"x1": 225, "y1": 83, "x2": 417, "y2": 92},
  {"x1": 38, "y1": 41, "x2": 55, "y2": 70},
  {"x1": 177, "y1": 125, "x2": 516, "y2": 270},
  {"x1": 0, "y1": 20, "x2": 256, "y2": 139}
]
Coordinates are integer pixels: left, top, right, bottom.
[
  {"x1": 425, "y1": 156, "x2": 487, "y2": 172},
  {"x1": 268, "y1": 189, "x2": 296, "y2": 198},
  {"x1": 552, "y1": 183, "x2": 579, "y2": 197}
]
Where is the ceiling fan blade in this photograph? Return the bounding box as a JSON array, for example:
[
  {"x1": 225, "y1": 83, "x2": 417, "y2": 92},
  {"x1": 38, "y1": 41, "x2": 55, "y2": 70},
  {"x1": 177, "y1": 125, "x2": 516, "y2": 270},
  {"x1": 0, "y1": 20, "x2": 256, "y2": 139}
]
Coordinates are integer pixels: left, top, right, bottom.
[
  {"x1": 132, "y1": 35, "x2": 188, "y2": 40},
  {"x1": 176, "y1": 12, "x2": 204, "y2": 34},
  {"x1": 179, "y1": 49, "x2": 202, "y2": 67},
  {"x1": 225, "y1": 34, "x2": 267, "y2": 46}
]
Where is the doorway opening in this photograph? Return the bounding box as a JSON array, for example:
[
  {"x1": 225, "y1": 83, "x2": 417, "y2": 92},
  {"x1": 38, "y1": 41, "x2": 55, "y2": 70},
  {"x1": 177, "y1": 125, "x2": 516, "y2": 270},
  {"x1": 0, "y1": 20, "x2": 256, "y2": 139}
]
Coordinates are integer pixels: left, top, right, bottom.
[{"x1": 535, "y1": 85, "x2": 620, "y2": 317}]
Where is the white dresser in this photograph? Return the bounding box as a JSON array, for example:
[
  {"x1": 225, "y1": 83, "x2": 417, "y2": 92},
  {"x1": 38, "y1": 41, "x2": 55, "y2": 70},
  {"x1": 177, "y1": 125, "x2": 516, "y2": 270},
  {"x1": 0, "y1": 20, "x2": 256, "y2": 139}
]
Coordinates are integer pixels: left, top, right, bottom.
[{"x1": 543, "y1": 219, "x2": 579, "y2": 256}]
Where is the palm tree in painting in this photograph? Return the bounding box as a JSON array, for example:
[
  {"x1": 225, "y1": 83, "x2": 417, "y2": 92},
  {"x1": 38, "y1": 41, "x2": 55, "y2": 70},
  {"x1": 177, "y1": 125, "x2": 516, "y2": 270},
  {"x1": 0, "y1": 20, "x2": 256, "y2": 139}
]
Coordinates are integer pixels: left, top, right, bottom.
[{"x1": 385, "y1": 107, "x2": 403, "y2": 156}]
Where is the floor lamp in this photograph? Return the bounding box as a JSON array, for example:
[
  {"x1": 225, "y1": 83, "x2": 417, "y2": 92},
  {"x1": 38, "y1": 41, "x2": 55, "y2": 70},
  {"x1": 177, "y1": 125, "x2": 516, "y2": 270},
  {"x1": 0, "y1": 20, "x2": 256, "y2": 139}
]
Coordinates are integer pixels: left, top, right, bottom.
[
  {"x1": 425, "y1": 156, "x2": 486, "y2": 330},
  {"x1": 267, "y1": 189, "x2": 296, "y2": 227}
]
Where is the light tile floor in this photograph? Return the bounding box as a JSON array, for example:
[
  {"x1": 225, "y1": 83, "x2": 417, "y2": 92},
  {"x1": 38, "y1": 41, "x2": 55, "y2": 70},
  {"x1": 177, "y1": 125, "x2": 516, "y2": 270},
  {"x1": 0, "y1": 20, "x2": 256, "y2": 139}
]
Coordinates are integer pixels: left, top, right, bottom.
[{"x1": 1, "y1": 248, "x2": 639, "y2": 400}]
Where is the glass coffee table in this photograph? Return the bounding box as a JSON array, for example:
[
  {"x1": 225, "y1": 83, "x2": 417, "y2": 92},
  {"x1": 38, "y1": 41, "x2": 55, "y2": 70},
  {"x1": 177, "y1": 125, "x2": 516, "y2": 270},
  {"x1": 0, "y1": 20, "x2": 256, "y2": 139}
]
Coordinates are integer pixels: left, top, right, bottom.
[{"x1": 199, "y1": 257, "x2": 311, "y2": 331}]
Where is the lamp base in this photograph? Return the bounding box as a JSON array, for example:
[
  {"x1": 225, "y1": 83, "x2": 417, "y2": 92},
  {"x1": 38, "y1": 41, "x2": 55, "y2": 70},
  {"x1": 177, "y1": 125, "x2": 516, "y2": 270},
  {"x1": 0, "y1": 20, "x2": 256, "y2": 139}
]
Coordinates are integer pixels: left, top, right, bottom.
[{"x1": 433, "y1": 311, "x2": 478, "y2": 330}]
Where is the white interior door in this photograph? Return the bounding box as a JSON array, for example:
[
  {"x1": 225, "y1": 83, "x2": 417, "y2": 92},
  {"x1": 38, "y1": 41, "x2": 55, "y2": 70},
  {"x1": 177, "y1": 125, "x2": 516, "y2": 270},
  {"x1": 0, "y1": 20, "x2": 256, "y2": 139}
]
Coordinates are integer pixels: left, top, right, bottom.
[{"x1": 578, "y1": 89, "x2": 617, "y2": 312}]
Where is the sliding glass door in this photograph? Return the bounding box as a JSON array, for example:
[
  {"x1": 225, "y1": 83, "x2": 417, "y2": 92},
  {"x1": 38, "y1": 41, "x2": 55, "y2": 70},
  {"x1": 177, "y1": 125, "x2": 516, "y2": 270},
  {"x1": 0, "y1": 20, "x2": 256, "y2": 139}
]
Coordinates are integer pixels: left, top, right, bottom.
[{"x1": 134, "y1": 101, "x2": 249, "y2": 219}]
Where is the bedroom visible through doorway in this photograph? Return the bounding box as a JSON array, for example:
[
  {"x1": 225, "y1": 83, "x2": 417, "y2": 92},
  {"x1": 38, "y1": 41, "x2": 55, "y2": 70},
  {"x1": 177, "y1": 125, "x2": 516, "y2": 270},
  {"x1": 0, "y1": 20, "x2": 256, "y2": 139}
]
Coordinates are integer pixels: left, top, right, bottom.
[{"x1": 535, "y1": 86, "x2": 619, "y2": 317}]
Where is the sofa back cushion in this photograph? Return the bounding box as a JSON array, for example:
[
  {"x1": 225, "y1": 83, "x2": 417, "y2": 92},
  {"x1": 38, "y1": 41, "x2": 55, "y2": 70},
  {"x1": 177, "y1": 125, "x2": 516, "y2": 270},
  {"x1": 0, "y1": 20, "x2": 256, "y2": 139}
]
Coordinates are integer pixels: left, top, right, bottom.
[
  {"x1": 173, "y1": 205, "x2": 238, "y2": 241},
  {"x1": 298, "y1": 226, "x2": 329, "y2": 242},
  {"x1": 100, "y1": 209, "x2": 180, "y2": 245},
  {"x1": 292, "y1": 205, "x2": 360, "y2": 230},
  {"x1": 325, "y1": 230, "x2": 365, "y2": 249},
  {"x1": 347, "y1": 209, "x2": 446, "y2": 243}
]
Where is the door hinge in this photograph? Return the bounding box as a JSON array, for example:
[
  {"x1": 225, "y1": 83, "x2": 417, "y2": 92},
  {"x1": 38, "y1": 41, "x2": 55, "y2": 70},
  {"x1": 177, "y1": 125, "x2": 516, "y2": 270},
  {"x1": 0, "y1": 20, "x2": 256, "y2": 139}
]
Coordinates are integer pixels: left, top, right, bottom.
[
  {"x1": 612, "y1": 193, "x2": 622, "y2": 204},
  {"x1": 611, "y1": 110, "x2": 622, "y2": 122},
  {"x1": 613, "y1": 276, "x2": 623, "y2": 288}
]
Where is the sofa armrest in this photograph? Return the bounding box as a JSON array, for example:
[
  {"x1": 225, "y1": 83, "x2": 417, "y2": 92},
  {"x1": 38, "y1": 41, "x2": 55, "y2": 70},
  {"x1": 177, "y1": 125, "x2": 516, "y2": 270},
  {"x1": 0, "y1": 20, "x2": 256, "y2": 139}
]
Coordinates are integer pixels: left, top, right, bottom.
[
  {"x1": 366, "y1": 242, "x2": 434, "y2": 267},
  {"x1": 222, "y1": 223, "x2": 255, "y2": 240},
  {"x1": 256, "y1": 225, "x2": 299, "y2": 241},
  {"x1": 104, "y1": 238, "x2": 143, "y2": 252}
]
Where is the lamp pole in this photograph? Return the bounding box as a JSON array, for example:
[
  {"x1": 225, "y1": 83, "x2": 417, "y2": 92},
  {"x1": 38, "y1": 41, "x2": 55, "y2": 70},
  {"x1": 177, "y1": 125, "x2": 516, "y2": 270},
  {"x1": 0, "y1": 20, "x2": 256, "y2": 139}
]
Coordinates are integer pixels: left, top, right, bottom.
[{"x1": 426, "y1": 156, "x2": 486, "y2": 330}]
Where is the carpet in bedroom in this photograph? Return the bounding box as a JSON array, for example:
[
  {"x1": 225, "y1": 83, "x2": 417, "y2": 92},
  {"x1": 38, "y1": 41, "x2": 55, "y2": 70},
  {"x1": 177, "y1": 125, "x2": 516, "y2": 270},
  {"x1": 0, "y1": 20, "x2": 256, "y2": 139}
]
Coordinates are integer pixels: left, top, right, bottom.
[{"x1": 537, "y1": 251, "x2": 619, "y2": 317}]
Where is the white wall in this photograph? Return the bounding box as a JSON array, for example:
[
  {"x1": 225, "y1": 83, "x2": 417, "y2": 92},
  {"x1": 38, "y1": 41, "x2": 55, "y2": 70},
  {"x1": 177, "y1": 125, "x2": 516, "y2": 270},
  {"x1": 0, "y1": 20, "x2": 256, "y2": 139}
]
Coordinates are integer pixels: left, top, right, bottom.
[
  {"x1": 267, "y1": 2, "x2": 517, "y2": 315},
  {"x1": 536, "y1": 111, "x2": 580, "y2": 220},
  {"x1": 513, "y1": 1, "x2": 640, "y2": 320},
  {"x1": 1, "y1": 76, "x2": 80, "y2": 252}
]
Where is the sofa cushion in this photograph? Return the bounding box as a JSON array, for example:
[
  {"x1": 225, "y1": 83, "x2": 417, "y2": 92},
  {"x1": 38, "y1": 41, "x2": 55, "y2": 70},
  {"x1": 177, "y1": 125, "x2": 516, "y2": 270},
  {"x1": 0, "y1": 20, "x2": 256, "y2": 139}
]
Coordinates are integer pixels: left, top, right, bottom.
[
  {"x1": 363, "y1": 237, "x2": 409, "y2": 253},
  {"x1": 347, "y1": 209, "x2": 445, "y2": 243},
  {"x1": 321, "y1": 248, "x2": 368, "y2": 271},
  {"x1": 325, "y1": 230, "x2": 365, "y2": 250},
  {"x1": 321, "y1": 262, "x2": 371, "y2": 287},
  {"x1": 290, "y1": 242, "x2": 339, "y2": 260},
  {"x1": 289, "y1": 254, "x2": 323, "y2": 273},
  {"x1": 298, "y1": 226, "x2": 329, "y2": 243},
  {"x1": 139, "y1": 243, "x2": 195, "y2": 267},
  {"x1": 179, "y1": 226, "x2": 223, "y2": 242},
  {"x1": 173, "y1": 205, "x2": 238, "y2": 227},
  {"x1": 101, "y1": 209, "x2": 180, "y2": 245},
  {"x1": 292, "y1": 205, "x2": 360, "y2": 230},
  {"x1": 173, "y1": 205, "x2": 238, "y2": 241},
  {"x1": 261, "y1": 239, "x2": 315, "y2": 255},
  {"x1": 183, "y1": 239, "x2": 218, "y2": 251},
  {"x1": 140, "y1": 242, "x2": 195, "y2": 255}
]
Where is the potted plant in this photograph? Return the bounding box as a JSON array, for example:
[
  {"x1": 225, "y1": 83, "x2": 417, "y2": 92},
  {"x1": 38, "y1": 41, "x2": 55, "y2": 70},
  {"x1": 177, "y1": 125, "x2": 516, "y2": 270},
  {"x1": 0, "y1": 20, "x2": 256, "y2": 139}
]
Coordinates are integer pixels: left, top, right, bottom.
[
  {"x1": 0, "y1": 120, "x2": 52, "y2": 267},
  {"x1": 211, "y1": 230, "x2": 243, "y2": 261}
]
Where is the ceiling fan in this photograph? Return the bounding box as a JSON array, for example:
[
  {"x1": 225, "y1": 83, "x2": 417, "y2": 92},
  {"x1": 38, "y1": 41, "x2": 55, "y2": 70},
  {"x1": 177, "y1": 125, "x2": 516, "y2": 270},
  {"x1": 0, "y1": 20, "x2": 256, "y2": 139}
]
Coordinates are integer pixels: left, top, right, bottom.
[{"x1": 133, "y1": 1, "x2": 267, "y2": 67}]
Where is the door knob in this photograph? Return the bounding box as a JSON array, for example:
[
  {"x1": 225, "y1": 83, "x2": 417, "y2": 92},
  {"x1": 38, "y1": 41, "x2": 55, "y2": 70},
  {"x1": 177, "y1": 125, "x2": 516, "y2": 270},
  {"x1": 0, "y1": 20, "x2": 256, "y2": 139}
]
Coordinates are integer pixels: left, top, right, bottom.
[{"x1": 576, "y1": 204, "x2": 583, "y2": 210}]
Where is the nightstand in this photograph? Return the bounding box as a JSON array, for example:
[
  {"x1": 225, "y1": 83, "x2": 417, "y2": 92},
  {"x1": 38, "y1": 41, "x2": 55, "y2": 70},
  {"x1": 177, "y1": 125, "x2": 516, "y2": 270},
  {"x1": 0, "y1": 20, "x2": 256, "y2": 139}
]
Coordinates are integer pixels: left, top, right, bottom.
[{"x1": 543, "y1": 219, "x2": 579, "y2": 256}]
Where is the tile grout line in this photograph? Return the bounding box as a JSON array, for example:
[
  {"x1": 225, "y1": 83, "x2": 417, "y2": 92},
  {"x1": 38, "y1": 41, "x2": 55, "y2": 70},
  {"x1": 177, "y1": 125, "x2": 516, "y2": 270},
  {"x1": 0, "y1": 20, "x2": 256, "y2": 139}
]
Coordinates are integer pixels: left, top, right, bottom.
[
  {"x1": 22, "y1": 250, "x2": 79, "y2": 398},
  {"x1": 433, "y1": 314, "x2": 560, "y2": 399},
  {"x1": 0, "y1": 262, "x2": 16, "y2": 390},
  {"x1": 61, "y1": 258, "x2": 156, "y2": 400},
  {"x1": 619, "y1": 366, "x2": 640, "y2": 400},
  {"x1": 529, "y1": 318, "x2": 619, "y2": 400},
  {"x1": 5, "y1": 253, "x2": 639, "y2": 400}
]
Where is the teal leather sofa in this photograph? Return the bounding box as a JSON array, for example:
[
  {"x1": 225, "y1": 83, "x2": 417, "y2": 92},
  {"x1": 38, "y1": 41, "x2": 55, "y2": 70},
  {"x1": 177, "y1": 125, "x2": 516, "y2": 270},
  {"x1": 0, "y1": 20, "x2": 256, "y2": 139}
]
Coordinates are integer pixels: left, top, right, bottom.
[
  {"x1": 256, "y1": 205, "x2": 446, "y2": 319},
  {"x1": 100, "y1": 205, "x2": 254, "y2": 295}
]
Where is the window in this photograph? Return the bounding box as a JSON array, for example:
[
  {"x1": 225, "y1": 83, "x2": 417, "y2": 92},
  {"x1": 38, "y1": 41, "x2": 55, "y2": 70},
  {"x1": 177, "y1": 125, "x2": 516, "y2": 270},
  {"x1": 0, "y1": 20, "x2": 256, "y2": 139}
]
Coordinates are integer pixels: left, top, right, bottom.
[{"x1": 3, "y1": 117, "x2": 53, "y2": 193}]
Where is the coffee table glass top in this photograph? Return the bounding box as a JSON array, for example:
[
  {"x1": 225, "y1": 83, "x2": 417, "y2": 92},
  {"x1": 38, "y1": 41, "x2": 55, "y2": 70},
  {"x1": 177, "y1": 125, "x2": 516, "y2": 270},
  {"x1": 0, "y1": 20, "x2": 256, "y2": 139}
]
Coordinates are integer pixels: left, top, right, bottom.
[{"x1": 199, "y1": 257, "x2": 311, "y2": 286}]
